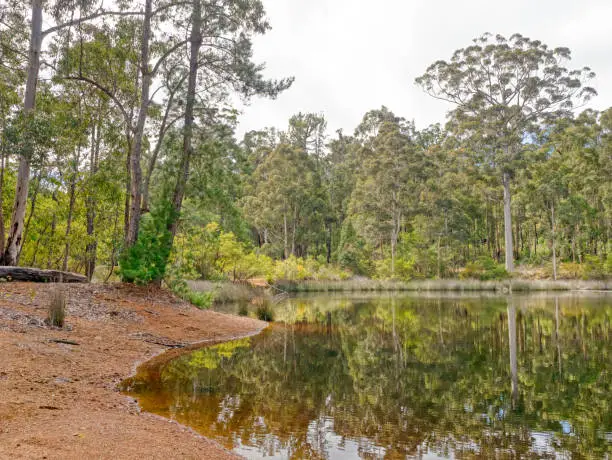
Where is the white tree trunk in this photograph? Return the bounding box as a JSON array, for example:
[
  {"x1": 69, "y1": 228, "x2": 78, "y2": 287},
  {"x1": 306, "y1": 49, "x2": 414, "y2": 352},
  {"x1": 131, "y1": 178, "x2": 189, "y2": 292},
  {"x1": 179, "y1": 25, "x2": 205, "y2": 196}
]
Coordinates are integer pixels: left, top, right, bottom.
[
  {"x1": 126, "y1": 0, "x2": 153, "y2": 246},
  {"x1": 502, "y1": 172, "x2": 514, "y2": 272},
  {"x1": 2, "y1": 0, "x2": 43, "y2": 265},
  {"x1": 551, "y1": 202, "x2": 557, "y2": 281},
  {"x1": 507, "y1": 299, "x2": 518, "y2": 407}
]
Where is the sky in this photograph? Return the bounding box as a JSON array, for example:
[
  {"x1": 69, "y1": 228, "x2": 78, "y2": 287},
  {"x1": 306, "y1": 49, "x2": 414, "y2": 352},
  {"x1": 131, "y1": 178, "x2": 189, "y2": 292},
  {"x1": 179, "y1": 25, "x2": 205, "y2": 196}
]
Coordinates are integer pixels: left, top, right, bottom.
[{"x1": 235, "y1": 0, "x2": 612, "y2": 137}]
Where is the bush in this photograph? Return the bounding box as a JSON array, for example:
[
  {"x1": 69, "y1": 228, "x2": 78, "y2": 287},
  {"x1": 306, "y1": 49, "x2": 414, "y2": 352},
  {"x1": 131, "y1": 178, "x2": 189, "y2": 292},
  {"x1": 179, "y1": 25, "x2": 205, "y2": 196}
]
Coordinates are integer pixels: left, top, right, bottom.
[
  {"x1": 558, "y1": 262, "x2": 583, "y2": 279},
  {"x1": 166, "y1": 269, "x2": 214, "y2": 309},
  {"x1": 337, "y1": 221, "x2": 372, "y2": 275},
  {"x1": 47, "y1": 289, "x2": 66, "y2": 327},
  {"x1": 273, "y1": 255, "x2": 312, "y2": 281},
  {"x1": 256, "y1": 303, "x2": 274, "y2": 322},
  {"x1": 581, "y1": 255, "x2": 606, "y2": 280},
  {"x1": 271, "y1": 255, "x2": 351, "y2": 282},
  {"x1": 119, "y1": 203, "x2": 174, "y2": 285},
  {"x1": 461, "y1": 256, "x2": 509, "y2": 281},
  {"x1": 605, "y1": 253, "x2": 612, "y2": 275}
]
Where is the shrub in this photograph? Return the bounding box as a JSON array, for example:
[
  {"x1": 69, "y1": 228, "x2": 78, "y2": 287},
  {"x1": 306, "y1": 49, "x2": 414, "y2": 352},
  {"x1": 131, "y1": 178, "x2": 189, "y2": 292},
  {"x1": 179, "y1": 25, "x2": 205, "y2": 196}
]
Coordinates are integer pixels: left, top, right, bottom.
[
  {"x1": 605, "y1": 253, "x2": 612, "y2": 275},
  {"x1": 256, "y1": 303, "x2": 274, "y2": 322},
  {"x1": 273, "y1": 255, "x2": 312, "y2": 281},
  {"x1": 558, "y1": 262, "x2": 583, "y2": 279},
  {"x1": 581, "y1": 255, "x2": 606, "y2": 280},
  {"x1": 166, "y1": 269, "x2": 214, "y2": 309},
  {"x1": 337, "y1": 221, "x2": 372, "y2": 275},
  {"x1": 119, "y1": 203, "x2": 174, "y2": 285},
  {"x1": 47, "y1": 289, "x2": 66, "y2": 327},
  {"x1": 461, "y1": 256, "x2": 508, "y2": 281}
]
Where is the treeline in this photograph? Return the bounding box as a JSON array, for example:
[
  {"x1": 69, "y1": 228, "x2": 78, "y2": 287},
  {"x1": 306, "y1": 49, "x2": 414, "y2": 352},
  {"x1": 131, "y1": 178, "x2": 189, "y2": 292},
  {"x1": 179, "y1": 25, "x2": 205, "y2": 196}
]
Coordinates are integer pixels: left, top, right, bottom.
[
  {"x1": 237, "y1": 106, "x2": 612, "y2": 281},
  {"x1": 1, "y1": 9, "x2": 610, "y2": 284}
]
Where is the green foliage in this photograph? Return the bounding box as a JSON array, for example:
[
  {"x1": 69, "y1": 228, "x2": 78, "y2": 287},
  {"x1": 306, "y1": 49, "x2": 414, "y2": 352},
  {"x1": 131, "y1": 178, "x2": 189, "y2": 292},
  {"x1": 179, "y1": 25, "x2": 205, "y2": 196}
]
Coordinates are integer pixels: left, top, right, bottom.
[
  {"x1": 461, "y1": 256, "x2": 509, "y2": 281},
  {"x1": 580, "y1": 255, "x2": 607, "y2": 280},
  {"x1": 256, "y1": 303, "x2": 274, "y2": 322},
  {"x1": 165, "y1": 266, "x2": 214, "y2": 309},
  {"x1": 273, "y1": 255, "x2": 350, "y2": 282},
  {"x1": 605, "y1": 253, "x2": 612, "y2": 275},
  {"x1": 119, "y1": 204, "x2": 174, "y2": 285},
  {"x1": 337, "y1": 221, "x2": 372, "y2": 275}
]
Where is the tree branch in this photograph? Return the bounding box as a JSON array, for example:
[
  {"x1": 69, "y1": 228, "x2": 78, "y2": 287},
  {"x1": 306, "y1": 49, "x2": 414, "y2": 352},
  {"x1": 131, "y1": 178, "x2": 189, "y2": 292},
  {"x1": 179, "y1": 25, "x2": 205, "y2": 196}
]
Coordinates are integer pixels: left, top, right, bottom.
[{"x1": 41, "y1": 10, "x2": 145, "y2": 38}]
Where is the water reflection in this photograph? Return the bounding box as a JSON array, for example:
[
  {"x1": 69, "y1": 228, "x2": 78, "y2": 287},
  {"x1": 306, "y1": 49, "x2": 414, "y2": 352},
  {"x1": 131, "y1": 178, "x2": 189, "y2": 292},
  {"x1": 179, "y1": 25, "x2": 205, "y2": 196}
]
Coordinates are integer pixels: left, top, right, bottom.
[{"x1": 122, "y1": 294, "x2": 611, "y2": 459}]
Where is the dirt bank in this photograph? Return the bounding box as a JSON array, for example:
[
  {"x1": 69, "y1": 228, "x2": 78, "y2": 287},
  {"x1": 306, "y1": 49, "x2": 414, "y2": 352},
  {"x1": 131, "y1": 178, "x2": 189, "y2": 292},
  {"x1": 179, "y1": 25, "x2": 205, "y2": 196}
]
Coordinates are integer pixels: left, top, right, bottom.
[{"x1": 0, "y1": 282, "x2": 266, "y2": 460}]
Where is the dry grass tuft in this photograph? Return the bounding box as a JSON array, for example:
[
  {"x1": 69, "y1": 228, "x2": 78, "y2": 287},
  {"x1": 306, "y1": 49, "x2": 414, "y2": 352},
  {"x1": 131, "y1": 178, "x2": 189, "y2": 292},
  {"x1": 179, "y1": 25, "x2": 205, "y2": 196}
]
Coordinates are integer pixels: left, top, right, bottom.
[{"x1": 47, "y1": 289, "x2": 66, "y2": 328}]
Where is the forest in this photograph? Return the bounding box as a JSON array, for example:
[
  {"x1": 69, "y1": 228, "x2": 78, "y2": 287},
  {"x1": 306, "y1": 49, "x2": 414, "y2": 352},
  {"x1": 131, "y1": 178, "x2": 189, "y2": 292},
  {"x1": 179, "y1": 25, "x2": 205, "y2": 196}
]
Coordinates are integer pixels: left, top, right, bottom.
[{"x1": 1, "y1": 0, "x2": 611, "y2": 290}]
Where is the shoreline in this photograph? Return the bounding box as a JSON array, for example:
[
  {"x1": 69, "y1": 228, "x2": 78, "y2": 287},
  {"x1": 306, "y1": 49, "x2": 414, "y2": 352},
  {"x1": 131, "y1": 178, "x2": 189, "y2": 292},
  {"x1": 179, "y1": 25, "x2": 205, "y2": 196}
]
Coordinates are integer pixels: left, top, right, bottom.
[
  {"x1": 190, "y1": 279, "x2": 612, "y2": 306},
  {"x1": 271, "y1": 278, "x2": 612, "y2": 293},
  {"x1": 0, "y1": 282, "x2": 266, "y2": 460}
]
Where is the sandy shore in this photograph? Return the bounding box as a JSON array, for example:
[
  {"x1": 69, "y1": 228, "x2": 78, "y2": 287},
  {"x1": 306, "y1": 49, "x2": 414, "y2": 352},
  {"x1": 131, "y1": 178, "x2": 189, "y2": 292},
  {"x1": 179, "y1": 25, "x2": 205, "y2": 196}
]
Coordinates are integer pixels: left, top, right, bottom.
[{"x1": 0, "y1": 282, "x2": 266, "y2": 460}]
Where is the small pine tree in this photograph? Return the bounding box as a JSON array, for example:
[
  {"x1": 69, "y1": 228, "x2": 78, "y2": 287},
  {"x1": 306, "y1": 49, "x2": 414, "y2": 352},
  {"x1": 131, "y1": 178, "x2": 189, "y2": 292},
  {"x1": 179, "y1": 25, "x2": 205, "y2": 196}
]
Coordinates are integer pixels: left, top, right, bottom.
[{"x1": 119, "y1": 202, "x2": 175, "y2": 285}]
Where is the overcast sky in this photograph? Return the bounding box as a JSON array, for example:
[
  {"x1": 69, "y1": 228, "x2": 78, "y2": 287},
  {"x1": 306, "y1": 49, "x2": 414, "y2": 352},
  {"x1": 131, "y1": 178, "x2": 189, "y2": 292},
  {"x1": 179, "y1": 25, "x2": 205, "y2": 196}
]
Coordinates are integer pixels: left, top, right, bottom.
[{"x1": 236, "y1": 0, "x2": 612, "y2": 137}]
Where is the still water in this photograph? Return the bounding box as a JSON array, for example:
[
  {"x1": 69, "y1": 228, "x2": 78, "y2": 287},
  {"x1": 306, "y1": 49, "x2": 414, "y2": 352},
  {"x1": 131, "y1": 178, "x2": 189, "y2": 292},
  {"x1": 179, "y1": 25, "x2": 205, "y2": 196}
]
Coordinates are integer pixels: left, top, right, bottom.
[{"x1": 122, "y1": 293, "x2": 611, "y2": 459}]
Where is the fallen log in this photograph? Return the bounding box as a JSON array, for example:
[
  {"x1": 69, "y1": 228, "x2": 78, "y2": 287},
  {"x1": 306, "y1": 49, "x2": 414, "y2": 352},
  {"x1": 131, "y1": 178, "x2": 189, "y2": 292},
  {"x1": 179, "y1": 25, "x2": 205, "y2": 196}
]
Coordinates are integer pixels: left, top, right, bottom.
[
  {"x1": 0, "y1": 267, "x2": 87, "y2": 283},
  {"x1": 49, "y1": 339, "x2": 80, "y2": 346}
]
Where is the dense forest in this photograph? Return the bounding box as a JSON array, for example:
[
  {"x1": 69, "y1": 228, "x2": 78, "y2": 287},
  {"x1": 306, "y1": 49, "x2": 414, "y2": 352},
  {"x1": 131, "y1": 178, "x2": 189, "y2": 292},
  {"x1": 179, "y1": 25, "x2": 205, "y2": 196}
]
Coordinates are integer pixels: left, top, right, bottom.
[{"x1": 1, "y1": 1, "x2": 611, "y2": 287}]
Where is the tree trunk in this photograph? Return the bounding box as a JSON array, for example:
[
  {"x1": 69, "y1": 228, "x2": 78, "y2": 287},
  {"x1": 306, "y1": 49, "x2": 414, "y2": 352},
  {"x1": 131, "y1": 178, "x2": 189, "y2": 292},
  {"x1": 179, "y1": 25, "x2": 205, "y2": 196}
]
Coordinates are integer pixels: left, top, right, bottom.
[
  {"x1": 144, "y1": 78, "x2": 184, "y2": 212},
  {"x1": 62, "y1": 175, "x2": 77, "y2": 272},
  {"x1": 507, "y1": 299, "x2": 519, "y2": 407},
  {"x1": 1, "y1": 0, "x2": 43, "y2": 265},
  {"x1": 551, "y1": 202, "x2": 557, "y2": 281},
  {"x1": 169, "y1": 0, "x2": 202, "y2": 238},
  {"x1": 390, "y1": 229, "x2": 396, "y2": 277},
  {"x1": 0, "y1": 130, "x2": 6, "y2": 255},
  {"x1": 0, "y1": 266, "x2": 87, "y2": 283},
  {"x1": 326, "y1": 223, "x2": 332, "y2": 264},
  {"x1": 291, "y1": 207, "x2": 297, "y2": 257},
  {"x1": 502, "y1": 172, "x2": 514, "y2": 272},
  {"x1": 18, "y1": 173, "x2": 42, "y2": 264},
  {"x1": 283, "y1": 212, "x2": 288, "y2": 259},
  {"x1": 86, "y1": 115, "x2": 101, "y2": 281},
  {"x1": 126, "y1": 0, "x2": 153, "y2": 246}
]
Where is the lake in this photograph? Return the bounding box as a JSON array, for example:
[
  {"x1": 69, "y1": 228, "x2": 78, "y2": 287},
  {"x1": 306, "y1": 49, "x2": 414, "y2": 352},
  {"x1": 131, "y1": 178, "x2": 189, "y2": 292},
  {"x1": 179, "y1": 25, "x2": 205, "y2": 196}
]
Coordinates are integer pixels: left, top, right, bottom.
[{"x1": 122, "y1": 293, "x2": 611, "y2": 459}]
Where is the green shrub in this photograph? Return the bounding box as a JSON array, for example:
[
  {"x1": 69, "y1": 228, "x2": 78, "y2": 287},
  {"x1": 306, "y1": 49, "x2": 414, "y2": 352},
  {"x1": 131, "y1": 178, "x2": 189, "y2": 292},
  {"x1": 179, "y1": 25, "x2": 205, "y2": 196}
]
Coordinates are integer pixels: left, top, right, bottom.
[
  {"x1": 119, "y1": 203, "x2": 174, "y2": 285},
  {"x1": 337, "y1": 221, "x2": 372, "y2": 275},
  {"x1": 581, "y1": 255, "x2": 606, "y2": 280},
  {"x1": 256, "y1": 303, "x2": 274, "y2": 322},
  {"x1": 605, "y1": 253, "x2": 612, "y2": 275},
  {"x1": 558, "y1": 262, "x2": 583, "y2": 279},
  {"x1": 461, "y1": 256, "x2": 509, "y2": 281},
  {"x1": 165, "y1": 268, "x2": 214, "y2": 309}
]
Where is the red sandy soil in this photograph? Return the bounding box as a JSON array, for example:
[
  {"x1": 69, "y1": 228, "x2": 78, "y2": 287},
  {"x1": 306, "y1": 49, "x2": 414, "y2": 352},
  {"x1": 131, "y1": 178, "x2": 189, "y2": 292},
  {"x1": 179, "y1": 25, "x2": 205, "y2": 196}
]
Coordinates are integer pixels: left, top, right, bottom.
[{"x1": 0, "y1": 282, "x2": 266, "y2": 460}]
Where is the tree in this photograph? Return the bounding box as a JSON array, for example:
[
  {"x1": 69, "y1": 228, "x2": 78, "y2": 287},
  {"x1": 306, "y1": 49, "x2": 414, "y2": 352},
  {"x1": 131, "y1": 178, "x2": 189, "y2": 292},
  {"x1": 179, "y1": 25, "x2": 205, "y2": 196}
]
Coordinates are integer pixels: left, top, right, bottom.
[
  {"x1": 0, "y1": 0, "x2": 143, "y2": 265},
  {"x1": 350, "y1": 111, "x2": 419, "y2": 276},
  {"x1": 416, "y1": 33, "x2": 596, "y2": 272}
]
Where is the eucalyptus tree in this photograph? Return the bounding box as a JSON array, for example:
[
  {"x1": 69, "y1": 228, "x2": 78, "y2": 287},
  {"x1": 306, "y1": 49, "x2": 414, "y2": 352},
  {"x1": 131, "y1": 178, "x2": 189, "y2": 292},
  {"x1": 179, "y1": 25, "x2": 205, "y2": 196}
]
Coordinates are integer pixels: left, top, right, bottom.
[
  {"x1": 169, "y1": 0, "x2": 293, "y2": 244},
  {"x1": 0, "y1": 8, "x2": 24, "y2": 255},
  {"x1": 0, "y1": 0, "x2": 144, "y2": 265},
  {"x1": 416, "y1": 33, "x2": 596, "y2": 272},
  {"x1": 349, "y1": 111, "x2": 418, "y2": 276}
]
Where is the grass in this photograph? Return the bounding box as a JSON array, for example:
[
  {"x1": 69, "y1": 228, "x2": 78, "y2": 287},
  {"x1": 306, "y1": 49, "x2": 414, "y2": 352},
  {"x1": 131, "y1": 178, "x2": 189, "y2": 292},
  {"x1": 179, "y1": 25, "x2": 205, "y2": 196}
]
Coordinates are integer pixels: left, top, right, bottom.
[
  {"x1": 256, "y1": 302, "x2": 275, "y2": 322},
  {"x1": 273, "y1": 278, "x2": 612, "y2": 293},
  {"x1": 47, "y1": 289, "x2": 66, "y2": 327},
  {"x1": 187, "y1": 280, "x2": 268, "y2": 304}
]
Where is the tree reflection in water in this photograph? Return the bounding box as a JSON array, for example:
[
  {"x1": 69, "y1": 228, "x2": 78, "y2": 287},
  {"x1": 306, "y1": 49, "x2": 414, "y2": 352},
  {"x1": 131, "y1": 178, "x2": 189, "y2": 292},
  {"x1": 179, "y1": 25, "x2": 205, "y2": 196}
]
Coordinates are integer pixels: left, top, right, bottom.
[{"x1": 122, "y1": 294, "x2": 611, "y2": 459}]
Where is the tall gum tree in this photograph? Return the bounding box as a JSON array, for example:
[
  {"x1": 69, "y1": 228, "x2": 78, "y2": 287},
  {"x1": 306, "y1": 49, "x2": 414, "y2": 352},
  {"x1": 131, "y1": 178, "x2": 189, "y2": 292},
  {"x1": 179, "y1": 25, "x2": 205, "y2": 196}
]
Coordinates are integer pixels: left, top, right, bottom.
[
  {"x1": 416, "y1": 33, "x2": 596, "y2": 272},
  {"x1": 0, "y1": 0, "x2": 142, "y2": 265},
  {"x1": 168, "y1": 0, "x2": 293, "y2": 241}
]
